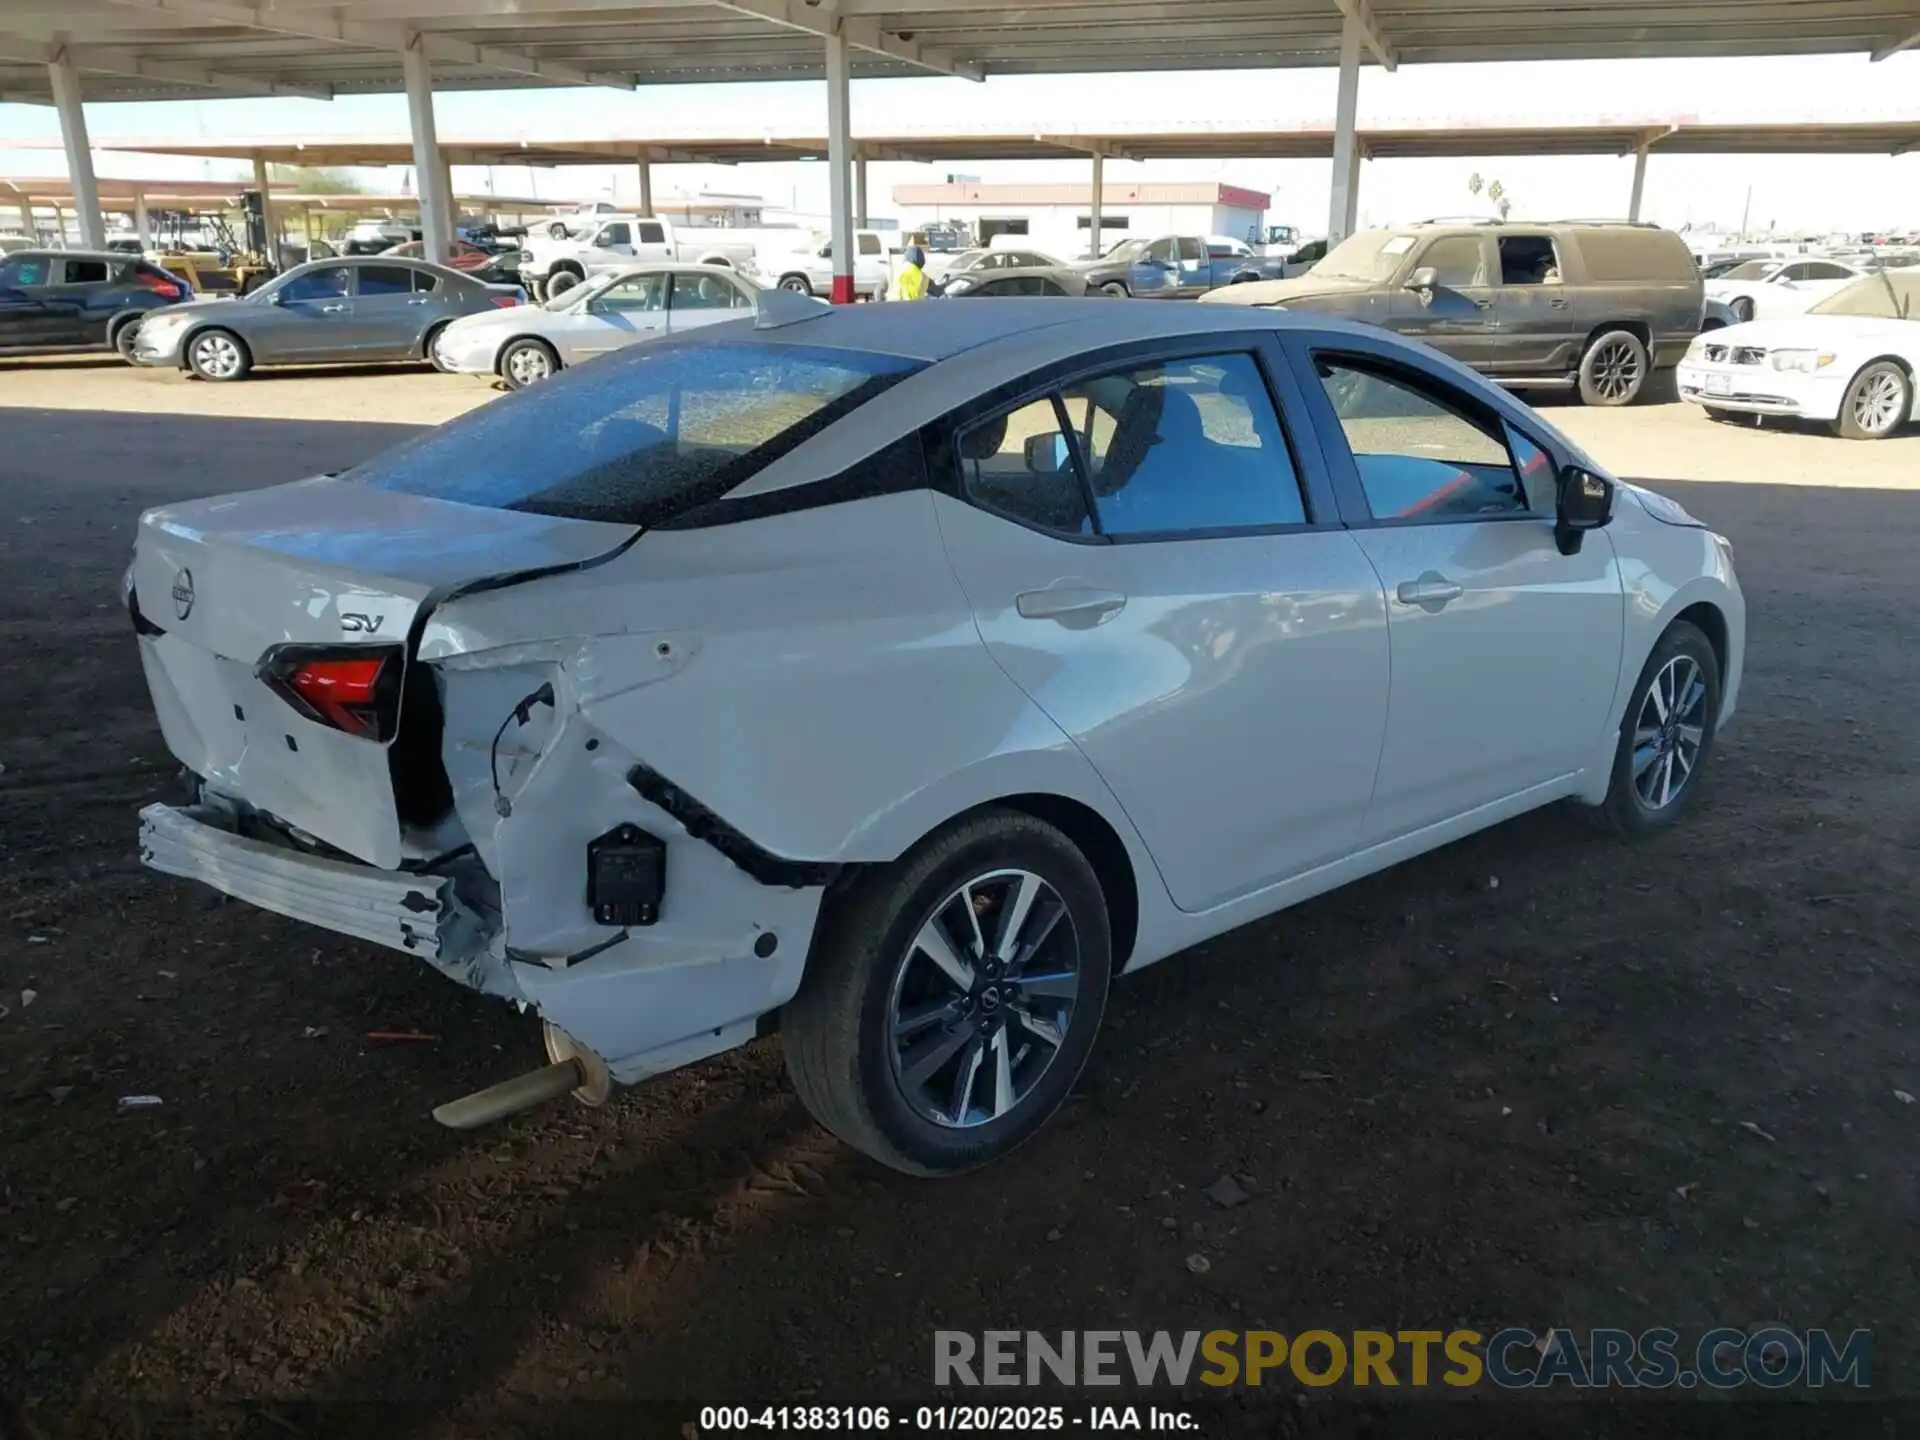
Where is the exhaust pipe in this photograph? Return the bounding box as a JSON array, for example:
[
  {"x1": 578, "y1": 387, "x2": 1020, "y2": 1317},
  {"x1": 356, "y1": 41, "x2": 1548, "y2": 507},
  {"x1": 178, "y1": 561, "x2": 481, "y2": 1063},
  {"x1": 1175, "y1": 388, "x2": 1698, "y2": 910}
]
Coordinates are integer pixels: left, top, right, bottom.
[{"x1": 432, "y1": 1058, "x2": 585, "y2": 1130}]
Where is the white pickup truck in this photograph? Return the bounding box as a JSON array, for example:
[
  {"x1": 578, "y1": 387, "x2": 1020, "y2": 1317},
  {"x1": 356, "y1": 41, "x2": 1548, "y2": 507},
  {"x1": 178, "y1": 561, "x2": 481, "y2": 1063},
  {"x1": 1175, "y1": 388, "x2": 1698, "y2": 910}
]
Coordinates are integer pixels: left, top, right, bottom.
[
  {"x1": 518, "y1": 214, "x2": 761, "y2": 298},
  {"x1": 757, "y1": 229, "x2": 893, "y2": 301}
]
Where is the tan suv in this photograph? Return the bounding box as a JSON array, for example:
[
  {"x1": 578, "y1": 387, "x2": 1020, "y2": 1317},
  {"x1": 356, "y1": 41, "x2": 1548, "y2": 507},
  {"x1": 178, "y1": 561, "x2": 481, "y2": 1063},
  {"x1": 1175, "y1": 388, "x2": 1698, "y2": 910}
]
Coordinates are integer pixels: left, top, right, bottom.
[{"x1": 1200, "y1": 220, "x2": 1703, "y2": 406}]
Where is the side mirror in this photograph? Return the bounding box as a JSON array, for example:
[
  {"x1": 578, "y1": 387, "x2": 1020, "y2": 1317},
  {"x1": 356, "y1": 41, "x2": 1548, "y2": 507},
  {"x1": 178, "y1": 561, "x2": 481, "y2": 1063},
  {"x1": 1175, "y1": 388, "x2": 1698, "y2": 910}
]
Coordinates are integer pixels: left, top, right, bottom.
[
  {"x1": 1554, "y1": 464, "x2": 1615, "y2": 555},
  {"x1": 1024, "y1": 432, "x2": 1072, "y2": 476},
  {"x1": 1404, "y1": 266, "x2": 1439, "y2": 292}
]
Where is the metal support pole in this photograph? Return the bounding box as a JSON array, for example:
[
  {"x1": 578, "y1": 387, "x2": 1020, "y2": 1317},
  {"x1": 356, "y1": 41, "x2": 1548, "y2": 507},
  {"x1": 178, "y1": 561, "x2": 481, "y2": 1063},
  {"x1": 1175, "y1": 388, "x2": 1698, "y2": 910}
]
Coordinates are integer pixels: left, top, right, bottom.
[
  {"x1": 1088, "y1": 152, "x2": 1104, "y2": 260},
  {"x1": 1628, "y1": 144, "x2": 1649, "y2": 222},
  {"x1": 440, "y1": 156, "x2": 457, "y2": 238},
  {"x1": 855, "y1": 157, "x2": 869, "y2": 229},
  {"x1": 401, "y1": 39, "x2": 449, "y2": 266},
  {"x1": 47, "y1": 49, "x2": 104, "y2": 250},
  {"x1": 1327, "y1": 11, "x2": 1363, "y2": 247},
  {"x1": 824, "y1": 27, "x2": 855, "y2": 303},
  {"x1": 636, "y1": 153, "x2": 654, "y2": 217},
  {"x1": 252, "y1": 151, "x2": 276, "y2": 266},
  {"x1": 133, "y1": 190, "x2": 151, "y2": 252},
  {"x1": 1344, "y1": 144, "x2": 1363, "y2": 236}
]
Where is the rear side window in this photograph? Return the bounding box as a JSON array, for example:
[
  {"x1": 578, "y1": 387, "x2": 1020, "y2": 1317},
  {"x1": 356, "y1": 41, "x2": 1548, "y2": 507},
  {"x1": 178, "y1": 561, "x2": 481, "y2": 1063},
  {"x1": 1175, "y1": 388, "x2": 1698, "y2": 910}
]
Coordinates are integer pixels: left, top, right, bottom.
[
  {"x1": 670, "y1": 272, "x2": 749, "y2": 311},
  {"x1": 347, "y1": 341, "x2": 922, "y2": 526},
  {"x1": 1497, "y1": 235, "x2": 1561, "y2": 285},
  {"x1": 636, "y1": 222, "x2": 666, "y2": 245},
  {"x1": 1315, "y1": 356, "x2": 1527, "y2": 521},
  {"x1": 411, "y1": 267, "x2": 440, "y2": 293},
  {"x1": 356, "y1": 265, "x2": 413, "y2": 296},
  {"x1": 60, "y1": 259, "x2": 111, "y2": 285},
  {"x1": 1570, "y1": 228, "x2": 1694, "y2": 284}
]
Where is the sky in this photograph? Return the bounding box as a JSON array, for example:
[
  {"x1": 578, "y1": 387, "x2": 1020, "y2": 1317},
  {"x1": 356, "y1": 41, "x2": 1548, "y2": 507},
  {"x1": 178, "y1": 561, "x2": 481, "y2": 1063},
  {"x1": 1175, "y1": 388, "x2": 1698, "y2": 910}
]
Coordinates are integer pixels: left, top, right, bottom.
[{"x1": 3, "y1": 51, "x2": 1919, "y2": 236}]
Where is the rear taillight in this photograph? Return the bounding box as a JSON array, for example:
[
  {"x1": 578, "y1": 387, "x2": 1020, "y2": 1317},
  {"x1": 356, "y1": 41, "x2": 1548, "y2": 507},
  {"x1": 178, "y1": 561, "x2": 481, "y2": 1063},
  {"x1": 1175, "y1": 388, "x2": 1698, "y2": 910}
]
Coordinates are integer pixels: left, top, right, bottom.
[
  {"x1": 490, "y1": 293, "x2": 522, "y2": 309},
  {"x1": 134, "y1": 270, "x2": 185, "y2": 301},
  {"x1": 259, "y1": 645, "x2": 403, "y2": 741}
]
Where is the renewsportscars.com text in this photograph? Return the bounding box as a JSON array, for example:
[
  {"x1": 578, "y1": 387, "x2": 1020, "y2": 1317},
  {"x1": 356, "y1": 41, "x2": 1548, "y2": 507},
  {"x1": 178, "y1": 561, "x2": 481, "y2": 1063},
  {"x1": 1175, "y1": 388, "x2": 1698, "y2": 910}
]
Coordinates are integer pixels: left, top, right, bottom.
[{"x1": 934, "y1": 1327, "x2": 1872, "y2": 1391}]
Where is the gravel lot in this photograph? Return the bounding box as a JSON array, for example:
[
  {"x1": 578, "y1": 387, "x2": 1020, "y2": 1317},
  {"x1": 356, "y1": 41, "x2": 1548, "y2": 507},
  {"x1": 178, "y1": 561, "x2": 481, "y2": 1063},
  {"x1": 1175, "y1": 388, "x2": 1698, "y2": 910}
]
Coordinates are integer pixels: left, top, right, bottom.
[{"x1": 1, "y1": 354, "x2": 1916, "y2": 1437}]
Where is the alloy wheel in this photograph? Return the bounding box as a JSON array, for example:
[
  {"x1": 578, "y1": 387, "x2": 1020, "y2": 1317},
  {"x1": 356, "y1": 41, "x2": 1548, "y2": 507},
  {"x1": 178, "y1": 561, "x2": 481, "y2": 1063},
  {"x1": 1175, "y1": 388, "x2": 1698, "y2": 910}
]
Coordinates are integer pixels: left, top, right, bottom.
[
  {"x1": 507, "y1": 346, "x2": 552, "y2": 386},
  {"x1": 1631, "y1": 655, "x2": 1708, "y2": 811},
  {"x1": 885, "y1": 868, "x2": 1080, "y2": 1129},
  {"x1": 193, "y1": 334, "x2": 241, "y2": 379},
  {"x1": 1852, "y1": 371, "x2": 1904, "y2": 436},
  {"x1": 1589, "y1": 339, "x2": 1643, "y2": 402}
]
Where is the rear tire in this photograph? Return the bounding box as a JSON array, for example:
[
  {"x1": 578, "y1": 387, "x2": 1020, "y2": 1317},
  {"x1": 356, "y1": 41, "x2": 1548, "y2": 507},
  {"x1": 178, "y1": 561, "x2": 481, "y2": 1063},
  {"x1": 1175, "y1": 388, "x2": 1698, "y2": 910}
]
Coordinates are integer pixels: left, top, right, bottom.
[
  {"x1": 185, "y1": 328, "x2": 251, "y2": 383},
  {"x1": 1830, "y1": 360, "x2": 1911, "y2": 441},
  {"x1": 1578, "y1": 328, "x2": 1649, "y2": 406},
  {"x1": 778, "y1": 273, "x2": 815, "y2": 296},
  {"x1": 499, "y1": 337, "x2": 559, "y2": 391},
  {"x1": 783, "y1": 809, "x2": 1112, "y2": 1177},
  {"x1": 1599, "y1": 620, "x2": 1721, "y2": 837}
]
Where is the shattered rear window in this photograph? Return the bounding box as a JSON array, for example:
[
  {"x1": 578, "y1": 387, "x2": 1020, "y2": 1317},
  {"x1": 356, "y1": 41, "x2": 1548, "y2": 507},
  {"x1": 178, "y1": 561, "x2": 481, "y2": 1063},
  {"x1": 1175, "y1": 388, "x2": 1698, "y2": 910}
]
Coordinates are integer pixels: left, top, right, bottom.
[{"x1": 345, "y1": 340, "x2": 923, "y2": 526}]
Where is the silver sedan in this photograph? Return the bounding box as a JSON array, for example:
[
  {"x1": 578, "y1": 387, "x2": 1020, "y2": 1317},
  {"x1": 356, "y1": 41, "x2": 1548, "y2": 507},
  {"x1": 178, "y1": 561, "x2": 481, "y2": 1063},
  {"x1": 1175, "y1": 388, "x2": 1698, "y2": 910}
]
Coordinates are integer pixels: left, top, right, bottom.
[
  {"x1": 132, "y1": 257, "x2": 524, "y2": 381},
  {"x1": 432, "y1": 263, "x2": 769, "y2": 389}
]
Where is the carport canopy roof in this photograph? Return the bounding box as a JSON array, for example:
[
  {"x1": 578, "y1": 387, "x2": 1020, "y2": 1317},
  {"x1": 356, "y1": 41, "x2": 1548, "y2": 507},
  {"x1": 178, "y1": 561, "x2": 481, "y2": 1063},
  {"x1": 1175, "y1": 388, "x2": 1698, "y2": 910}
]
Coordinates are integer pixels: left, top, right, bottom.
[
  {"x1": 0, "y1": 0, "x2": 1918, "y2": 103},
  {"x1": 59, "y1": 116, "x2": 1920, "y2": 168}
]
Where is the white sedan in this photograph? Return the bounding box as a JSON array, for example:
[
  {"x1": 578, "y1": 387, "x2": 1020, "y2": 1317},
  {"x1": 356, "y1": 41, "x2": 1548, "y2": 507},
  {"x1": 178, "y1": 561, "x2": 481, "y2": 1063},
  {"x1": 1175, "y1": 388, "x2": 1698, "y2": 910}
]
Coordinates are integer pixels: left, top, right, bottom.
[
  {"x1": 432, "y1": 262, "x2": 770, "y2": 388},
  {"x1": 1678, "y1": 271, "x2": 1919, "y2": 439},
  {"x1": 1704, "y1": 256, "x2": 1870, "y2": 323},
  {"x1": 127, "y1": 300, "x2": 1743, "y2": 1175}
]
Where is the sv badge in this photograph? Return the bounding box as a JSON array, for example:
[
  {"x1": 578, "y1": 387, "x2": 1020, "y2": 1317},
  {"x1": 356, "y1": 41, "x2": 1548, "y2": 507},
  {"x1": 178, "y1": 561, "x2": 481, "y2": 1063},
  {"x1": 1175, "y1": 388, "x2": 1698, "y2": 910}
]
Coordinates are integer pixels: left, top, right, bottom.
[{"x1": 341, "y1": 613, "x2": 387, "y2": 634}]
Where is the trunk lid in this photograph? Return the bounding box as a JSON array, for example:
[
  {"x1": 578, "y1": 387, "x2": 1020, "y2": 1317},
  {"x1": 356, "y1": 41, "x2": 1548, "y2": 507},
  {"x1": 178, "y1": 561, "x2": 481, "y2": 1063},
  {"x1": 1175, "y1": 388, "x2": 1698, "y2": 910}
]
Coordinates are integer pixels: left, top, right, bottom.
[{"x1": 132, "y1": 475, "x2": 633, "y2": 866}]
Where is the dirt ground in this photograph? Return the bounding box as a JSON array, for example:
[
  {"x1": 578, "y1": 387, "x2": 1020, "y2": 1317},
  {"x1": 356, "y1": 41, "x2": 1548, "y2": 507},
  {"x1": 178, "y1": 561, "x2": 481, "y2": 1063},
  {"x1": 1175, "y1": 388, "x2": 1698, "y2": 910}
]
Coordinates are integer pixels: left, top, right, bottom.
[{"x1": 0, "y1": 356, "x2": 1916, "y2": 1438}]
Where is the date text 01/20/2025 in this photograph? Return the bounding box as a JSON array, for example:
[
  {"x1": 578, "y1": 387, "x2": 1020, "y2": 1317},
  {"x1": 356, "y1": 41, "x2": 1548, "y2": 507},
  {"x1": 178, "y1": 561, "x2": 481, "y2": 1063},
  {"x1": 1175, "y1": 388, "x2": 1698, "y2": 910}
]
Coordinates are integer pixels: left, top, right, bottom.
[{"x1": 696, "y1": 1406, "x2": 1197, "y2": 1432}]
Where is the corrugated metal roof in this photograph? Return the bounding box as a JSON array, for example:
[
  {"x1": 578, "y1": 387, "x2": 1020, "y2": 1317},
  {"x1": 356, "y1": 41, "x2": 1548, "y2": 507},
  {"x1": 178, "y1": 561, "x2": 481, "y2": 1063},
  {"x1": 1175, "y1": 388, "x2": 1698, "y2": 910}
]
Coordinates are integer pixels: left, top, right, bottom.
[{"x1": 891, "y1": 182, "x2": 1273, "y2": 207}]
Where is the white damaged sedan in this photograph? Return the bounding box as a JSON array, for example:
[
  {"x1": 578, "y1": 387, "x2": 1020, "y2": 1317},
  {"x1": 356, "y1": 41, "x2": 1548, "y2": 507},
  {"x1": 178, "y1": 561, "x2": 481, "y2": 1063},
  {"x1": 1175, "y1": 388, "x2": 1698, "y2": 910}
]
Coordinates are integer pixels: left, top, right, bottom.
[
  {"x1": 1678, "y1": 271, "x2": 1919, "y2": 439},
  {"x1": 130, "y1": 299, "x2": 1744, "y2": 1175},
  {"x1": 432, "y1": 261, "x2": 772, "y2": 389}
]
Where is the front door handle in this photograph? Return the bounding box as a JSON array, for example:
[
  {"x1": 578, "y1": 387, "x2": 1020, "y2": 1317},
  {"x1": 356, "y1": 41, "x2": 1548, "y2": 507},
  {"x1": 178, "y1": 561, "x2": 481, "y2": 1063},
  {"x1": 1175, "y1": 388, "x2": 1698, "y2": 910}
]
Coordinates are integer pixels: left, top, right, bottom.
[
  {"x1": 1471, "y1": 298, "x2": 1492, "y2": 310},
  {"x1": 1015, "y1": 586, "x2": 1127, "y2": 627},
  {"x1": 1548, "y1": 295, "x2": 1569, "y2": 310},
  {"x1": 406, "y1": 296, "x2": 431, "y2": 305},
  {"x1": 318, "y1": 302, "x2": 347, "y2": 313},
  {"x1": 1395, "y1": 572, "x2": 1465, "y2": 610}
]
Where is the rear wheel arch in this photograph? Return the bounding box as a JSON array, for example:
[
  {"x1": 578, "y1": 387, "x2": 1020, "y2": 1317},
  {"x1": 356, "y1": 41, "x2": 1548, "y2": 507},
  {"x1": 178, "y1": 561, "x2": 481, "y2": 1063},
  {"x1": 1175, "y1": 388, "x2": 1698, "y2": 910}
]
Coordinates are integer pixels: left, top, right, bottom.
[{"x1": 1582, "y1": 318, "x2": 1651, "y2": 356}]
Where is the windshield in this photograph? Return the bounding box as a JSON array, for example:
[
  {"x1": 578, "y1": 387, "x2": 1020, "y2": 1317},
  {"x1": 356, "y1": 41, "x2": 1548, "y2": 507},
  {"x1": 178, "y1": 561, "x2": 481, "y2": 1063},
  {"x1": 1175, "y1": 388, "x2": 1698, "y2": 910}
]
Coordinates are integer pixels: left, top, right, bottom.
[
  {"x1": 1717, "y1": 261, "x2": 1776, "y2": 281},
  {"x1": 1808, "y1": 272, "x2": 1918, "y2": 319},
  {"x1": 1102, "y1": 239, "x2": 1148, "y2": 263},
  {"x1": 1311, "y1": 231, "x2": 1418, "y2": 282},
  {"x1": 345, "y1": 340, "x2": 924, "y2": 526}
]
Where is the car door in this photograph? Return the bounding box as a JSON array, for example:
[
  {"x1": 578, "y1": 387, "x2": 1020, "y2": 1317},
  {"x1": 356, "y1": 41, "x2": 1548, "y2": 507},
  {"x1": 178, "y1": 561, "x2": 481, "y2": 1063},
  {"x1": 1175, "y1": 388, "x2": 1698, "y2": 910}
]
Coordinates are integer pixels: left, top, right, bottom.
[
  {"x1": 1489, "y1": 233, "x2": 1581, "y2": 374},
  {"x1": 42, "y1": 255, "x2": 118, "y2": 345},
  {"x1": 1130, "y1": 238, "x2": 1181, "y2": 297},
  {"x1": 1284, "y1": 334, "x2": 1625, "y2": 843},
  {"x1": 0, "y1": 254, "x2": 62, "y2": 349},
  {"x1": 569, "y1": 269, "x2": 666, "y2": 358},
  {"x1": 633, "y1": 220, "x2": 670, "y2": 264},
  {"x1": 667, "y1": 270, "x2": 752, "y2": 332},
  {"x1": 346, "y1": 262, "x2": 427, "y2": 357},
  {"x1": 1386, "y1": 233, "x2": 1500, "y2": 368},
  {"x1": 1173, "y1": 237, "x2": 1212, "y2": 296},
  {"x1": 855, "y1": 231, "x2": 887, "y2": 295},
  {"x1": 255, "y1": 263, "x2": 354, "y2": 362},
  {"x1": 934, "y1": 342, "x2": 1392, "y2": 911},
  {"x1": 588, "y1": 222, "x2": 636, "y2": 276}
]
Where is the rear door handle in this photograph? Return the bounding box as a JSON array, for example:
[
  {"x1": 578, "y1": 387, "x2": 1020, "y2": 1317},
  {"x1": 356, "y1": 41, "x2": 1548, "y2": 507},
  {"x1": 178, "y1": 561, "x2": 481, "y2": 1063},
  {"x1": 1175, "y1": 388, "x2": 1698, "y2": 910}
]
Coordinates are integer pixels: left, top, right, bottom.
[
  {"x1": 1015, "y1": 586, "x2": 1127, "y2": 627},
  {"x1": 1395, "y1": 573, "x2": 1465, "y2": 610},
  {"x1": 405, "y1": 296, "x2": 431, "y2": 305}
]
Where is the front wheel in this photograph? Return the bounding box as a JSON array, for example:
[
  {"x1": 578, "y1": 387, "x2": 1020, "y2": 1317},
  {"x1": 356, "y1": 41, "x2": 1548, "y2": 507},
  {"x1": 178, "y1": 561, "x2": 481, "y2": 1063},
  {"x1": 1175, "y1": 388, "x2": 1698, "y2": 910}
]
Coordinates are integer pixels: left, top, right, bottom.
[
  {"x1": 1578, "y1": 329, "x2": 1649, "y2": 406},
  {"x1": 778, "y1": 273, "x2": 816, "y2": 295},
  {"x1": 1830, "y1": 361, "x2": 1911, "y2": 441},
  {"x1": 1599, "y1": 620, "x2": 1721, "y2": 837},
  {"x1": 1099, "y1": 281, "x2": 1130, "y2": 299},
  {"x1": 1731, "y1": 296, "x2": 1755, "y2": 323},
  {"x1": 186, "y1": 328, "x2": 251, "y2": 382},
  {"x1": 543, "y1": 269, "x2": 581, "y2": 299},
  {"x1": 112, "y1": 317, "x2": 142, "y2": 363},
  {"x1": 783, "y1": 810, "x2": 1112, "y2": 1176},
  {"x1": 499, "y1": 337, "x2": 559, "y2": 390}
]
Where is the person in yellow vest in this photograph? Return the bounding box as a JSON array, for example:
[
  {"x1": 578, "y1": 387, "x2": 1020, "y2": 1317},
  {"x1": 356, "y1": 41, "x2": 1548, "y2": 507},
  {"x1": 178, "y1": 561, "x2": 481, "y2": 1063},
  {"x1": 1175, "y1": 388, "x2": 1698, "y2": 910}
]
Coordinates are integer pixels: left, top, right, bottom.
[{"x1": 889, "y1": 244, "x2": 930, "y2": 302}]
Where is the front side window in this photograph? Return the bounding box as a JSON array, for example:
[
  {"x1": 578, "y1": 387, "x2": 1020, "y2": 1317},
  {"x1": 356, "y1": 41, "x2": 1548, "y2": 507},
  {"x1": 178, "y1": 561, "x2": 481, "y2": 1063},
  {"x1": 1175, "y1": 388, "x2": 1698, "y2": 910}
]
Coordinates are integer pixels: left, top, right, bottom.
[
  {"x1": 1419, "y1": 236, "x2": 1487, "y2": 288},
  {"x1": 957, "y1": 395, "x2": 1093, "y2": 536},
  {"x1": 592, "y1": 272, "x2": 665, "y2": 313},
  {"x1": 858, "y1": 233, "x2": 883, "y2": 256},
  {"x1": 1315, "y1": 356, "x2": 1527, "y2": 522},
  {"x1": 346, "y1": 341, "x2": 922, "y2": 526},
  {"x1": 279, "y1": 267, "x2": 351, "y2": 302},
  {"x1": 1498, "y1": 235, "x2": 1561, "y2": 285},
  {"x1": 1802, "y1": 261, "x2": 1853, "y2": 280},
  {"x1": 356, "y1": 265, "x2": 414, "y2": 297},
  {"x1": 598, "y1": 224, "x2": 632, "y2": 248},
  {"x1": 1177, "y1": 238, "x2": 1207, "y2": 264},
  {"x1": 670, "y1": 272, "x2": 748, "y2": 311},
  {"x1": 1062, "y1": 354, "x2": 1307, "y2": 536},
  {"x1": 1143, "y1": 238, "x2": 1177, "y2": 264}
]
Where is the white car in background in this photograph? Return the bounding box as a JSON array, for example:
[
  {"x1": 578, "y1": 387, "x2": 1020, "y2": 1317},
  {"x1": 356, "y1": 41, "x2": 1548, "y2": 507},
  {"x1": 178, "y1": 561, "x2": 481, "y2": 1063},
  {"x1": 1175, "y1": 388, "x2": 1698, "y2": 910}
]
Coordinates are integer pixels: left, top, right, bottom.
[
  {"x1": 1678, "y1": 270, "x2": 1920, "y2": 439},
  {"x1": 433, "y1": 263, "x2": 775, "y2": 388},
  {"x1": 1704, "y1": 256, "x2": 1871, "y2": 323}
]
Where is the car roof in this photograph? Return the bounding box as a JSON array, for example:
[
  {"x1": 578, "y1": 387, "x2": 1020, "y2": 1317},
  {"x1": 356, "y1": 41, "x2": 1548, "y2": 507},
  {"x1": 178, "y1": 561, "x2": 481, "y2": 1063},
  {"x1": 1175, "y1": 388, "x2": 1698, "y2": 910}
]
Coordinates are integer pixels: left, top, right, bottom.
[
  {"x1": 5, "y1": 248, "x2": 131, "y2": 263},
  {"x1": 737, "y1": 295, "x2": 1328, "y2": 363}
]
